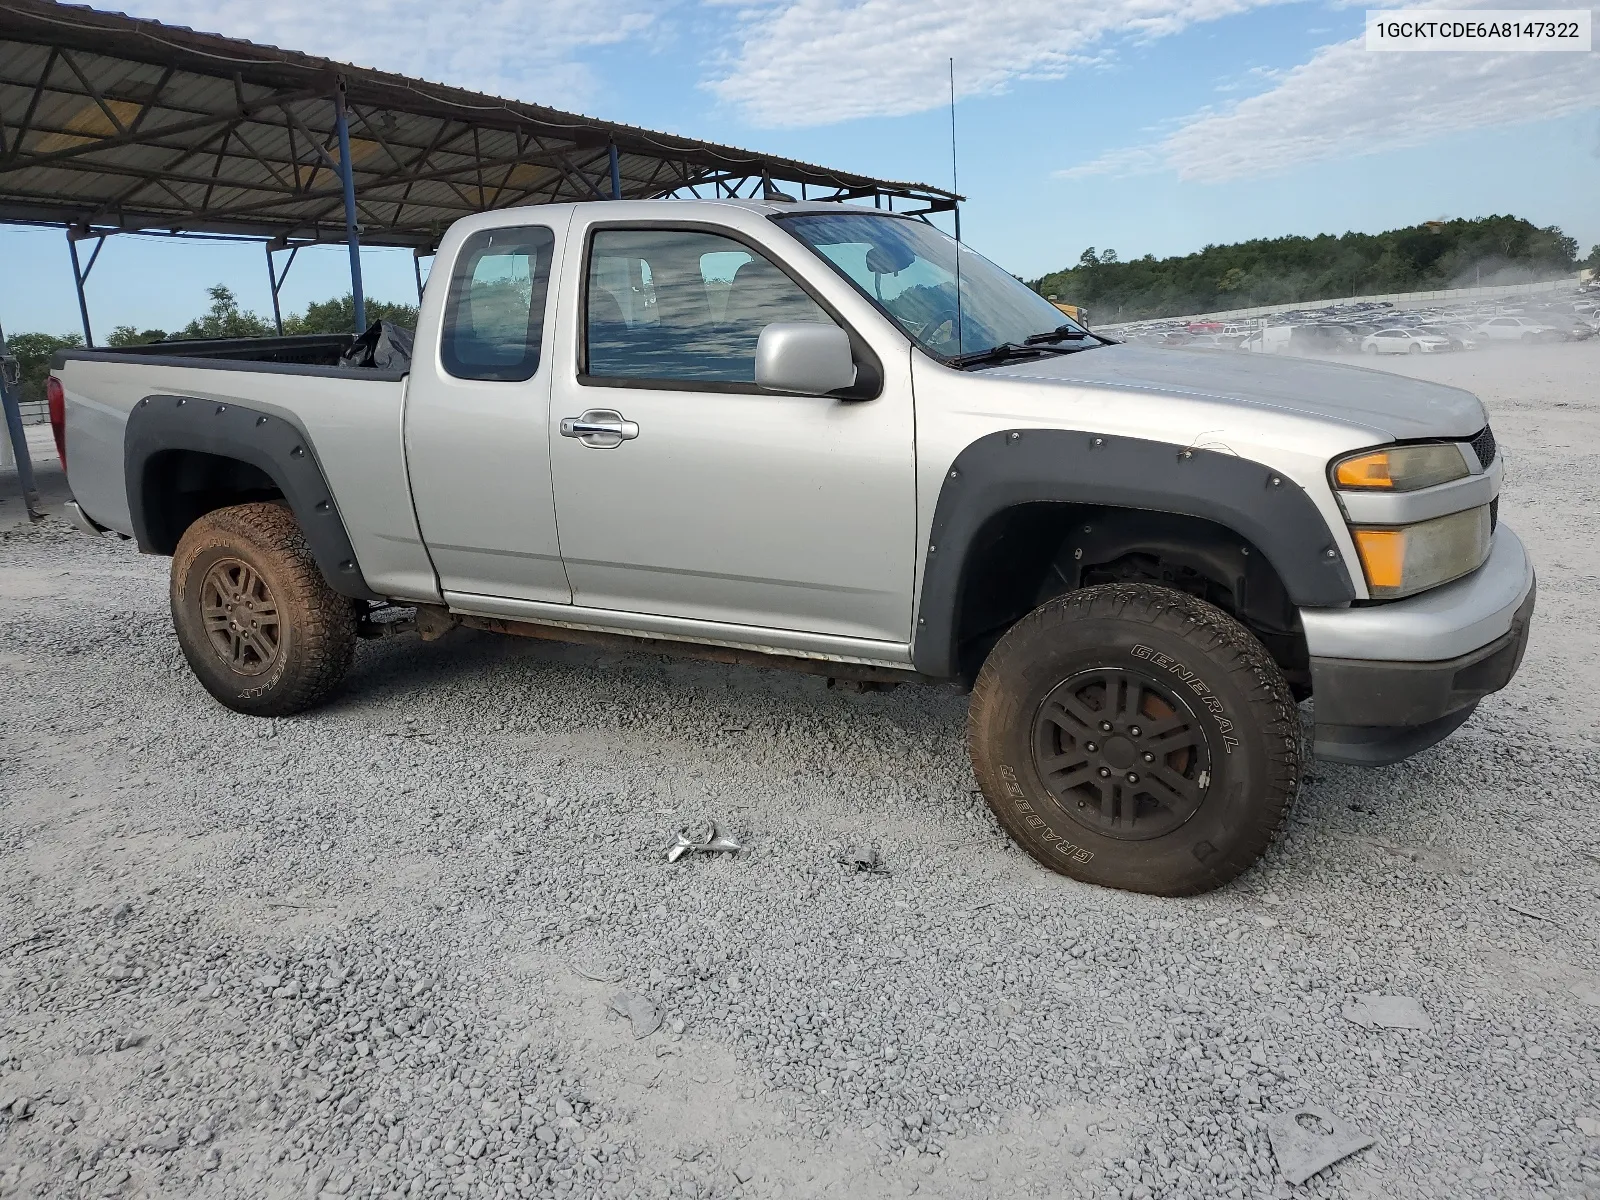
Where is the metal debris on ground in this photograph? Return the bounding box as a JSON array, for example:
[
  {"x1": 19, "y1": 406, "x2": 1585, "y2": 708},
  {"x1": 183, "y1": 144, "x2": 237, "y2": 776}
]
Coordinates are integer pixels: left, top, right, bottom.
[
  {"x1": 1502, "y1": 901, "x2": 1552, "y2": 922},
  {"x1": 840, "y1": 844, "x2": 889, "y2": 875},
  {"x1": 1342, "y1": 994, "x2": 1433, "y2": 1032},
  {"x1": 608, "y1": 991, "x2": 663, "y2": 1039},
  {"x1": 1267, "y1": 1105, "x2": 1375, "y2": 1185},
  {"x1": 664, "y1": 821, "x2": 745, "y2": 863}
]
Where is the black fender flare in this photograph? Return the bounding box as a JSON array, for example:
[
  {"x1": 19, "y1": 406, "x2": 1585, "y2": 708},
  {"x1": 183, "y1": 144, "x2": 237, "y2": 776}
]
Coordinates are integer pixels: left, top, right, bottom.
[
  {"x1": 124, "y1": 393, "x2": 380, "y2": 600},
  {"x1": 910, "y1": 428, "x2": 1356, "y2": 677}
]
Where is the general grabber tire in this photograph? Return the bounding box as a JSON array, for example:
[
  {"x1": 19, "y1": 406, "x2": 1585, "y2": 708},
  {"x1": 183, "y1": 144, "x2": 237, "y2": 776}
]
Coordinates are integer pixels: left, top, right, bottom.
[
  {"x1": 170, "y1": 502, "x2": 357, "y2": 717},
  {"x1": 967, "y1": 582, "x2": 1300, "y2": 896}
]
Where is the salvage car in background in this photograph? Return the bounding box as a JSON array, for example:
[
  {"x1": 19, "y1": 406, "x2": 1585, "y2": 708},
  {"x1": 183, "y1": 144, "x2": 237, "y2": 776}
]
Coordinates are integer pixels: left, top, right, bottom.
[
  {"x1": 1362, "y1": 328, "x2": 1451, "y2": 355},
  {"x1": 1420, "y1": 325, "x2": 1480, "y2": 352},
  {"x1": 1476, "y1": 316, "x2": 1566, "y2": 343},
  {"x1": 1289, "y1": 325, "x2": 1360, "y2": 354}
]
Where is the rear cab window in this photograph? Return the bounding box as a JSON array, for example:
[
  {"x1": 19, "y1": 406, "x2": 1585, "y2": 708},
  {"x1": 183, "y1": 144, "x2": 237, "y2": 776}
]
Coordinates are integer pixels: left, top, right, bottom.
[{"x1": 440, "y1": 226, "x2": 556, "y2": 382}]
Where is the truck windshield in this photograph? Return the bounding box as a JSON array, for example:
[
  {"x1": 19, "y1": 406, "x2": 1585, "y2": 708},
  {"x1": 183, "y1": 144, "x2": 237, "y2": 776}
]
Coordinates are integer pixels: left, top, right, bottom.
[{"x1": 777, "y1": 211, "x2": 1091, "y2": 363}]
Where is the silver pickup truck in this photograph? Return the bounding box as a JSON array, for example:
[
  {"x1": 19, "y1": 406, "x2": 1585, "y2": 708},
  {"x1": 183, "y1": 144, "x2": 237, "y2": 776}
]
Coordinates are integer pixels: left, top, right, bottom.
[{"x1": 49, "y1": 198, "x2": 1535, "y2": 896}]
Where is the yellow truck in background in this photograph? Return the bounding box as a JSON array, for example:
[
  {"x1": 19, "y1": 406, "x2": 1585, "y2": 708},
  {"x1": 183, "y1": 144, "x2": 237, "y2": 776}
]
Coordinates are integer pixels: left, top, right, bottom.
[{"x1": 1046, "y1": 297, "x2": 1090, "y2": 326}]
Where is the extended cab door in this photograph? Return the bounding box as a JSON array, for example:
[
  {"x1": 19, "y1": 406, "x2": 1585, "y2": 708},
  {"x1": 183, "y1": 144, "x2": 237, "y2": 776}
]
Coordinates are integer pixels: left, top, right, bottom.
[
  {"x1": 404, "y1": 216, "x2": 572, "y2": 603},
  {"x1": 546, "y1": 212, "x2": 916, "y2": 646}
]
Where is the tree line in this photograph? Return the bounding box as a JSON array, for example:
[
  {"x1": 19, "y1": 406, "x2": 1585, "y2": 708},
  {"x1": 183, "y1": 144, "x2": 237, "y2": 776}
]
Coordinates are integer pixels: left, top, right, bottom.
[
  {"x1": 5, "y1": 285, "x2": 418, "y2": 404},
  {"x1": 1030, "y1": 216, "x2": 1597, "y2": 323}
]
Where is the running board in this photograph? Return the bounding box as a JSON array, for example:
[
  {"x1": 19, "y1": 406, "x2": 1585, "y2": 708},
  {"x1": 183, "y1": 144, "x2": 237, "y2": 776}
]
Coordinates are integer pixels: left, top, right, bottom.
[{"x1": 412, "y1": 604, "x2": 945, "y2": 688}]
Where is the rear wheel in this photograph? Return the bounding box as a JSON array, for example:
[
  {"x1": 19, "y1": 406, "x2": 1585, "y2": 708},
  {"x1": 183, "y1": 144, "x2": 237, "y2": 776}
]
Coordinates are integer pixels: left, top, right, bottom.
[
  {"x1": 170, "y1": 503, "x2": 357, "y2": 716},
  {"x1": 967, "y1": 583, "x2": 1300, "y2": 895},
  {"x1": 1408, "y1": 343, "x2": 1421, "y2": 354}
]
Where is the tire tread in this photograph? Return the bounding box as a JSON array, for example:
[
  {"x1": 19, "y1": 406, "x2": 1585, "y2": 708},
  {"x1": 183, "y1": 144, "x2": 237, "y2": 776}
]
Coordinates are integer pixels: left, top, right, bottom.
[
  {"x1": 967, "y1": 582, "x2": 1300, "y2": 895},
  {"x1": 170, "y1": 502, "x2": 356, "y2": 716}
]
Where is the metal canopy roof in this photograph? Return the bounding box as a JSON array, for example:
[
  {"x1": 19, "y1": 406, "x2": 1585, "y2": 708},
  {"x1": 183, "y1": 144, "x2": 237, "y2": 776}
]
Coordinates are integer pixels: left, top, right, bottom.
[{"x1": 0, "y1": 0, "x2": 958, "y2": 249}]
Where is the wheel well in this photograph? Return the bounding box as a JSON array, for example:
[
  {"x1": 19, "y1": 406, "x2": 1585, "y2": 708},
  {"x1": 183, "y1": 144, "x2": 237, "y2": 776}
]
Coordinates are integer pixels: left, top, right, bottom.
[
  {"x1": 950, "y1": 503, "x2": 1310, "y2": 693},
  {"x1": 137, "y1": 449, "x2": 285, "y2": 555}
]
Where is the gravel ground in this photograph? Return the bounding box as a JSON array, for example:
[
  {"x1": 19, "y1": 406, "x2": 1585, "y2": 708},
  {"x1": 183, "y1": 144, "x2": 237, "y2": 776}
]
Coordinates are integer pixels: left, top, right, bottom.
[{"x1": 2, "y1": 342, "x2": 1598, "y2": 1200}]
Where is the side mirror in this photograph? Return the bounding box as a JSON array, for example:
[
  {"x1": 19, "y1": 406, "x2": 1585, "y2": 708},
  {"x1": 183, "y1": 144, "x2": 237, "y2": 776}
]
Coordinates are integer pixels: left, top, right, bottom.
[{"x1": 755, "y1": 323, "x2": 857, "y2": 396}]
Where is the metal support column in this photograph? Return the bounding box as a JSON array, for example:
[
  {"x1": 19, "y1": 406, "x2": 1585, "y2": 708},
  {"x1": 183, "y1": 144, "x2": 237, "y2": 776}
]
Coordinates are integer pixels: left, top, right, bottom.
[
  {"x1": 66, "y1": 227, "x2": 105, "y2": 348},
  {"x1": 265, "y1": 238, "x2": 299, "y2": 337},
  {"x1": 413, "y1": 249, "x2": 428, "y2": 302},
  {"x1": 609, "y1": 142, "x2": 622, "y2": 200},
  {"x1": 0, "y1": 323, "x2": 43, "y2": 521},
  {"x1": 332, "y1": 82, "x2": 367, "y2": 333}
]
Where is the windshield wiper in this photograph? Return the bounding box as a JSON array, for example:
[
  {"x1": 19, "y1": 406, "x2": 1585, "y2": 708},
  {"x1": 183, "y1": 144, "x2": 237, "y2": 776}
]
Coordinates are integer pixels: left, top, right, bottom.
[
  {"x1": 948, "y1": 338, "x2": 1096, "y2": 369},
  {"x1": 947, "y1": 342, "x2": 1044, "y2": 368},
  {"x1": 1023, "y1": 324, "x2": 1092, "y2": 345}
]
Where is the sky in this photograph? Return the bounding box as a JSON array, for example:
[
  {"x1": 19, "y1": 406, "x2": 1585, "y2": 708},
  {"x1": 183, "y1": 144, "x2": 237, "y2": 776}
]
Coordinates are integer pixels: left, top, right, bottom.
[{"x1": 3, "y1": 0, "x2": 1597, "y2": 339}]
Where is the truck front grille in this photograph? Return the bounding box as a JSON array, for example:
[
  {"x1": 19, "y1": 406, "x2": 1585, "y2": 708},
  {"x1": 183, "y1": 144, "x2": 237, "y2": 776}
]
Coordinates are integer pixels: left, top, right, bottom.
[{"x1": 1470, "y1": 425, "x2": 1496, "y2": 470}]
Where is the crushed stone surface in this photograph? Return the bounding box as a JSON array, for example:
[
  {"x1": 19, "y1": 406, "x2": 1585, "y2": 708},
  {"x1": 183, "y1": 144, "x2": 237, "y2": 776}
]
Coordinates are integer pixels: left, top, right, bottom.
[{"x1": 2, "y1": 342, "x2": 1598, "y2": 1200}]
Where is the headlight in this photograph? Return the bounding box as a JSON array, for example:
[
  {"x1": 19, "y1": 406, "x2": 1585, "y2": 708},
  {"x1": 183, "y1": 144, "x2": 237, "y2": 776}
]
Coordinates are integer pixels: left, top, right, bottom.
[
  {"x1": 1333, "y1": 443, "x2": 1470, "y2": 492},
  {"x1": 1351, "y1": 506, "x2": 1492, "y2": 598}
]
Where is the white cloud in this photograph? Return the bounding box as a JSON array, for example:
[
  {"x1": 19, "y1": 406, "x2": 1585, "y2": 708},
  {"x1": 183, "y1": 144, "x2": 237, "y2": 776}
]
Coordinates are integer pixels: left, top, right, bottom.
[
  {"x1": 1056, "y1": 144, "x2": 1166, "y2": 179},
  {"x1": 114, "y1": 0, "x2": 666, "y2": 108},
  {"x1": 704, "y1": 0, "x2": 1297, "y2": 127},
  {"x1": 1059, "y1": 27, "x2": 1600, "y2": 182}
]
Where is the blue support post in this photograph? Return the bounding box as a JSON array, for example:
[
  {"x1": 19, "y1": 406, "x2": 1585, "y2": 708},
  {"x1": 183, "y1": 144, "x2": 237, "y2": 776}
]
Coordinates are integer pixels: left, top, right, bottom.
[
  {"x1": 266, "y1": 239, "x2": 298, "y2": 336},
  {"x1": 332, "y1": 83, "x2": 367, "y2": 333},
  {"x1": 66, "y1": 229, "x2": 103, "y2": 347},
  {"x1": 609, "y1": 142, "x2": 622, "y2": 200},
  {"x1": 0, "y1": 323, "x2": 43, "y2": 521}
]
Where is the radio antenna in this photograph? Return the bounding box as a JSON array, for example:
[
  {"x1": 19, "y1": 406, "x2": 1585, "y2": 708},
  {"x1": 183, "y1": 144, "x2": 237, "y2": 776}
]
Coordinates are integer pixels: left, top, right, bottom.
[{"x1": 949, "y1": 57, "x2": 963, "y2": 355}]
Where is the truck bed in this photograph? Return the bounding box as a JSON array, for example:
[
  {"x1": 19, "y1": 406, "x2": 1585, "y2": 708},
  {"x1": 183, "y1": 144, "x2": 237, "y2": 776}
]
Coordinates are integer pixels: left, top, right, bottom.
[
  {"x1": 54, "y1": 340, "x2": 438, "y2": 604},
  {"x1": 95, "y1": 333, "x2": 356, "y2": 367}
]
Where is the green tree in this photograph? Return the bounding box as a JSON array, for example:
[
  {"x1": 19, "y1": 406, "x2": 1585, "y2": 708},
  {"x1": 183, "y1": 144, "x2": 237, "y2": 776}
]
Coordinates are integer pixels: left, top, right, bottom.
[
  {"x1": 176, "y1": 285, "x2": 273, "y2": 340},
  {"x1": 4, "y1": 330, "x2": 82, "y2": 404},
  {"x1": 1584, "y1": 245, "x2": 1600, "y2": 270},
  {"x1": 1029, "y1": 215, "x2": 1582, "y2": 322},
  {"x1": 107, "y1": 326, "x2": 168, "y2": 347},
  {"x1": 283, "y1": 294, "x2": 419, "y2": 335}
]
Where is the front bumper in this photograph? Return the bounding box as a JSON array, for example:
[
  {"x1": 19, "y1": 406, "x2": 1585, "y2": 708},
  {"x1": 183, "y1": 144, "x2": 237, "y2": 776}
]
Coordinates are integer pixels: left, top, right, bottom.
[{"x1": 1301, "y1": 526, "x2": 1536, "y2": 765}]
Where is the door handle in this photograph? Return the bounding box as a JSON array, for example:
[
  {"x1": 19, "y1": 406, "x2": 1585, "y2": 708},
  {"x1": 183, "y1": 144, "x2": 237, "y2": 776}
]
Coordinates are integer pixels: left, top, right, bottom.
[{"x1": 560, "y1": 409, "x2": 638, "y2": 449}]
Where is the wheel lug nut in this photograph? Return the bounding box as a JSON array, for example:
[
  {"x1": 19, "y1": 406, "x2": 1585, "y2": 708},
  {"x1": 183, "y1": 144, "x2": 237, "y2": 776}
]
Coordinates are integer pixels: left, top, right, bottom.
[
  {"x1": 1099, "y1": 721, "x2": 1113, "y2": 733},
  {"x1": 1085, "y1": 741, "x2": 1098, "y2": 753},
  {"x1": 1143, "y1": 752, "x2": 1155, "y2": 763},
  {"x1": 1126, "y1": 772, "x2": 1140, "y2": 784},
  {"x1": 1129, "y1": 725, "x2": 1141, "y2": 737},
  {"x1": 1097, "y1": 767, "x2": 1111, "y2": 779}
]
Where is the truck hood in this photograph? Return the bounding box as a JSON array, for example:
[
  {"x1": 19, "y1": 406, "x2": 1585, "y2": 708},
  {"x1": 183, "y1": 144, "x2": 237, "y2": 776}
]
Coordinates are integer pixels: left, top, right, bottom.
[{"x1": 986, "y1": 344, "x2": 1487, "y2": 440}]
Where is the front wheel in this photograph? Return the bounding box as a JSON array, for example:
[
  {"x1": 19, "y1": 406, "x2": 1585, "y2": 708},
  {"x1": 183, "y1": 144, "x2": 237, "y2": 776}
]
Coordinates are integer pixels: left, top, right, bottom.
[
  {"x1": 170, "y1": 502, "x2": 357, "y2": 716},
  {"x1": 967, "y1": 583, "x2": 1300, "y2": 896}
]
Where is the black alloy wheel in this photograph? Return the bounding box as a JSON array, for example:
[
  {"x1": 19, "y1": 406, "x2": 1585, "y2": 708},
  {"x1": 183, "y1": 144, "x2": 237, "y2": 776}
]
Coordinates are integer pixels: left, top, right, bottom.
[{"x1": 1032, "y1": 667, "x2": 1213, "y2": 841}]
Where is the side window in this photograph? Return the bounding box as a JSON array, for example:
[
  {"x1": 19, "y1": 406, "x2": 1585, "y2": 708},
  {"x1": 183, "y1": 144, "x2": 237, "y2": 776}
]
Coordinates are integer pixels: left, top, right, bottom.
[
  {"x1": 585, "y1": 228, "x2": 835, "y2": 385},
  {"x1": 440, "y1": 226, "x2": 555, "y2": 382}
]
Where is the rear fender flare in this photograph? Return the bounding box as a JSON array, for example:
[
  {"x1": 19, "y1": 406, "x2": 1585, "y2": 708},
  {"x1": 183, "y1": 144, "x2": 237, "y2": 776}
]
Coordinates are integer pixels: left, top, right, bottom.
[
  {"x1": 911, "y1": 428, "x2": 1355, "y2": 678},
  {"x1": 124, "y1": 393, "x2": 380, "y2": 600}
]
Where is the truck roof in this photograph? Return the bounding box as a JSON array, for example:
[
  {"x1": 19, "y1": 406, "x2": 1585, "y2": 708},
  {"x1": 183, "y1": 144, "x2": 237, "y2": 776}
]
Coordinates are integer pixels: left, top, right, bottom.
[{"x1": 465, "y1": 197, "x2": 909, "y2": 221}]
